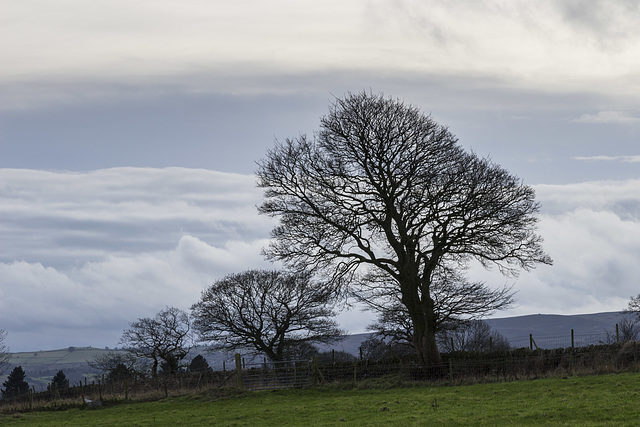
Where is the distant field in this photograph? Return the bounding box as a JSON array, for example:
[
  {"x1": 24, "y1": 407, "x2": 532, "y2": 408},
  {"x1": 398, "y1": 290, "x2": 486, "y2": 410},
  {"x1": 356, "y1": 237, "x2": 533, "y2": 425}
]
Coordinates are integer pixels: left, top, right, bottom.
[
  {"x1": 8, "y1": 347, "x2": 117, "y2": 367},
  {"x1": 2, "y1": 347, "x2": 123, "y2": 390},
  {"x1": 2, "y1": 372, "x2": 639, "y2": 426}
]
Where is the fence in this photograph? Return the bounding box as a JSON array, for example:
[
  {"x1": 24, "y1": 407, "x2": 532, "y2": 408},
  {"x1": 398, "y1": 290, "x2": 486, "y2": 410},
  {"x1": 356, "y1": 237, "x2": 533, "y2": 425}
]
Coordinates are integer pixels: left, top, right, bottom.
[
  {"x1": 506, "y1": 327, "x2": 624, "y2": 351},
  {"x1": 1, "y1": 326, "x2": 638, "y2": 413}
]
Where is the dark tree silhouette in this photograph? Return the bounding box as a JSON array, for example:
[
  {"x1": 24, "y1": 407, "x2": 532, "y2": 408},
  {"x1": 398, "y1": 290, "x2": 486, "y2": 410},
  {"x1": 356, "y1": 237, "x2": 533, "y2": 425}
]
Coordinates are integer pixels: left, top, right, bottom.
[
  {"x1": 2, "y1": 366, "x2": 29, "y2": 400},
  {"x1": 120, "y1": 307, "x2": 192, "y2": 377},
  {"x1": 188, "y1": 355, "x2": 211, "y2": 373},
  {"x1": 47, "y1": 370, "x2": 69, "y2": 392},
  {"x1": 191, "y1": 269, "x2": 343, "y2": 361},
  {"x1": 88, "y1": 351, "x2": 140, "y2": 379},
  {"x1": 257, "y1": 91, "x2": 551, "y2": 365}
]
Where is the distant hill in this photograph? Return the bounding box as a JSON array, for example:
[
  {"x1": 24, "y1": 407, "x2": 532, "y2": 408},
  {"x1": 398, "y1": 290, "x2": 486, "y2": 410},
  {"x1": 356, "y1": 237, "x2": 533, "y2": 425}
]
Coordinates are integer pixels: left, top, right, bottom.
[
  {"x1": 2, "y1": 311, "x2": 636, "y2": 391},
  {"x1": 2, "y1": 347, "x2": 115, "y2": 391},
  {"x1": 485, "y1": 311, "x2": 635, "y2": 349}
]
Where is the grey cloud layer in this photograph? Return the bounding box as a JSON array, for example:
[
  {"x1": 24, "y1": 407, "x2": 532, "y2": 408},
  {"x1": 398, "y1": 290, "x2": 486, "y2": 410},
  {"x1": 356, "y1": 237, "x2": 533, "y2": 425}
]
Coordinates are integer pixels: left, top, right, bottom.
[
  {"x1": 0, "y1": 168, "x2": 274, "y2": 351},
  {"x1": 2, "y1": 168, "x2": 640, "y2": 351},
  {"x1": 0, "y1": 168, "x2": 270, "y2": 265}
]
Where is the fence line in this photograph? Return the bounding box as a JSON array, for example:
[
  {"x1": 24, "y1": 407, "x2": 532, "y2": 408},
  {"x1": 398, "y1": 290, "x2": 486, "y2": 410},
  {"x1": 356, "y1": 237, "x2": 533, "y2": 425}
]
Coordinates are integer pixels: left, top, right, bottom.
[{"x1": 505, "y1": 327, "x2": 622, "y2": 351}]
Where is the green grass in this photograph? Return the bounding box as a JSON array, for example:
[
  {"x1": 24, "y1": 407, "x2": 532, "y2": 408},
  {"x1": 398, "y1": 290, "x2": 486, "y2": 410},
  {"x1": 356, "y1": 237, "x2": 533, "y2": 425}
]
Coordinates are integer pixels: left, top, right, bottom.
[{"x1": 2, "y1": 372, "x2": 640, "y2": 426}]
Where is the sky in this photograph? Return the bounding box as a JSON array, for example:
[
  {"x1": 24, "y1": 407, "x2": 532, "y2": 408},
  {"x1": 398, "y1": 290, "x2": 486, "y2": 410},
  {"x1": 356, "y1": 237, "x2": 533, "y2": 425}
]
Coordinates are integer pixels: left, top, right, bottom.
[{"x1": 1, "y1": 0, "x2": 640, "y2": 352}]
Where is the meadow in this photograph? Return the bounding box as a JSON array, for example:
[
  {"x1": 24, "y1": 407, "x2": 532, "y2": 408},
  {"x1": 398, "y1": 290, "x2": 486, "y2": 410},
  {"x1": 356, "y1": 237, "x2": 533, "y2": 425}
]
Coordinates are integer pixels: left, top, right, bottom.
[{"x1": 1, "y1": 372, "x2": 639, "y2": 426}]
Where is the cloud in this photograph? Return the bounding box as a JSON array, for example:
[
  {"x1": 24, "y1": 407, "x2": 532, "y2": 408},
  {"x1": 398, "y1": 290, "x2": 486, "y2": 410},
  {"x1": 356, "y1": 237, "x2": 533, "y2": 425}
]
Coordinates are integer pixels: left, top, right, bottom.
[
  {"x1": 574, "y1": 111, "x2": 640, "y2": 124},
  {"x1": 0, "y1": 167, "x2": 276, "y2": 351},
  {"x1": 4, "y1": 0, "x2": 640, "y2": 111},
  {"x1": 0, "y1": 167, "x2": 271, "y2": 265},
  {"x1": 573, "y1": 155, "x2": 640, "y2": 163},
  {"x1": 476, "y1": 180, "x2": 640, "y2": 317}
]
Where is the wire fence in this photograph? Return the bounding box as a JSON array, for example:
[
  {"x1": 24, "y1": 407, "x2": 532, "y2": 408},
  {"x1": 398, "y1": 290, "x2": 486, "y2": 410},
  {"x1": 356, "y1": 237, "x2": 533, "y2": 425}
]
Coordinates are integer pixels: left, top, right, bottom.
[
  {"x1": 1, "y1": 327, "x2": 638, "y2": 413},
  {"x1": 506, "y1": 331, "x2": 613, "y2": 350}
]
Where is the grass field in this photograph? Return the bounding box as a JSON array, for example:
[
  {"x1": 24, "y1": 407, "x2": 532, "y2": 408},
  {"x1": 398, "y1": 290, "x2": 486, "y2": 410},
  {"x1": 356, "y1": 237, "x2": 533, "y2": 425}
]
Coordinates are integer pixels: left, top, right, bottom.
[{"x1": 1, "y1": 372, "x2": 639, "y2": 426}]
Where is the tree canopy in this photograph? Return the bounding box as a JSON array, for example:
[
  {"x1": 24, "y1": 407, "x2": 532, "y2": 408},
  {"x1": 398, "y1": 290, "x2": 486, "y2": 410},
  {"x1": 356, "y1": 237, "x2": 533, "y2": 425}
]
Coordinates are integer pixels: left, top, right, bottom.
[
  {"x1": 257, "y1": 91, "x2": 551, "y2": 365},
  {"x1": 191, "y1": 269, "x2": 343, "y2": 361}
]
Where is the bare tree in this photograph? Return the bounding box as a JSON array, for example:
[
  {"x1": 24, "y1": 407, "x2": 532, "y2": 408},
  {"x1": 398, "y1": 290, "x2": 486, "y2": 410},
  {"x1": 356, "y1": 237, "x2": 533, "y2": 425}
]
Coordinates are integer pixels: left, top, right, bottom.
[
  {"x1": 191, "y1": 269, "x2": 344, "y2": 361},
  {"x1": 604, "y1": 315, "x2": 640, "y2": 344},
  {"x1": 437, "y1": 320, "x2": 510, "y2": 353},
  {"x1": 0, "y1": 329, "x2": 9, "y2": 375},
  {"x1": 120, "y1": 307, "x2": 192, "y2": 377},
  {"x1": 257, "y1": 91, "x2": 551, "y2": 366},
  {"x1": 88, "y1": 350, "x2": 143, "y2": 381},
  {"x1": 626, "y1": 294, "x2": 640, "y2": 317},
  {"x1": 365, "y1": 266, "x2": 514, "y2": 348}
]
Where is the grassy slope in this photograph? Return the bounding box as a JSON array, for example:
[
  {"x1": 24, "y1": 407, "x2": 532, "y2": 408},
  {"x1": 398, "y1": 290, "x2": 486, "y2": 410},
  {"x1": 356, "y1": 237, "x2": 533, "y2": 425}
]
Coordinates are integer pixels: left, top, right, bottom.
[
  {"x1": 2, "y1": 372, "x2": 640, "y2": 426},
  {"x1": 8, "y1": 347, "x2": 116, "y2": 367},
  {"x1": 3, "y1": 347, "x2": 120, "y2": 390}
]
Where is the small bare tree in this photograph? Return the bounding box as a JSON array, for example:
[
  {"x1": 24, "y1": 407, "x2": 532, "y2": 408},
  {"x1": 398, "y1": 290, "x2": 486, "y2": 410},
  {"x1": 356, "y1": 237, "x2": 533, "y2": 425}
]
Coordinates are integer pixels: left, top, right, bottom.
[
  {"x1": 120, "y1": 307, "x2": 192, "y2": 377},
  {"x1": 191, "y1": 269, "x2": 344, "y2": 361},
  {"x1": 437, "y1": 320, "x2": 510, "y2": 352},
  {"x1": 626, "y1": 294, "x2": 640, "y2": 317},
  {"x1": 88, "y1": 350, "x2": 143, "y2": 381},
  {"x1": 0, "y1": 329, "x2": 9, "y2": 375}
]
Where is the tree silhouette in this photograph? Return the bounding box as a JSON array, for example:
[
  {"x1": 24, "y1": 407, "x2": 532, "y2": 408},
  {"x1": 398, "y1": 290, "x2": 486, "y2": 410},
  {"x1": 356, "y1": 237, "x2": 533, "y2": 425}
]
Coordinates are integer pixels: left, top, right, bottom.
[
  {"x1": 2, "y1": 366, "x2": 29, "y2": 400},
  {"x1": 257, "y1": 91, "x2": 551, "y2": 365},
  {"x1": 192, "y1": 269, "x2": 343, "y2": 361},
  {"x1": 47, "y1": 370, "x2": 69, "y2": 392},
  {"x1": 188, "y1": 355, "x2": 211, "y2": 373}
]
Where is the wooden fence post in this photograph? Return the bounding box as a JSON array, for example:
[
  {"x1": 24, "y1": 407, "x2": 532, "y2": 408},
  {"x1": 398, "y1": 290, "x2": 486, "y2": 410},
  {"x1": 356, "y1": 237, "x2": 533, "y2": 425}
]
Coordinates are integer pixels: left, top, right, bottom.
[
  {"x1": 353, "y1": 359, "x2": 357, "y2": 384},
  {"x1": 571, "y1": 329, "x2": 574, "y2": 350},
  {"x1": 529, "y1": 334, "x2": 533, "y2": 351},
  {"x1": 235, "y1": 353, "x2": 243, "y2": 389},
  {"x1": 616, "y1": 324, "x2": 620, "y2": 344},
  {"x1": 312, "y1": 357, "x2": 319, "y2": 386}
]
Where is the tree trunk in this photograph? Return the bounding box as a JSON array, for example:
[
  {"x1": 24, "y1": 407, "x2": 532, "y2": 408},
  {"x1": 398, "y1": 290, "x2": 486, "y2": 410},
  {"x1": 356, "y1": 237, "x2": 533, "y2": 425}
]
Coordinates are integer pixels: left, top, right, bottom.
[
  {"x1": 151, "y1": 359, "x2": 158, "y2": 378},
  {"x1": 412, "y1": 319, "x2": 442, "y2": 366},
  {"x1": 404, "y1": 285, "x2": 442, "y2": 366}
]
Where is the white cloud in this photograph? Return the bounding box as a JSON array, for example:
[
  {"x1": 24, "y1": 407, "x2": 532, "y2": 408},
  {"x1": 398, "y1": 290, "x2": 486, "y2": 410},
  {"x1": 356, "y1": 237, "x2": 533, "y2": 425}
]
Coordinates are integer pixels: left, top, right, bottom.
[
  {"x1": 574, "y1": 111, "x2": 640, "y2": 124},
  {"x1": 0, "y1": 167, "x2": 276, "y2": 351},
  {"x1": 4, "y1": 0, "x2": 640, "y2": 110},
  {"x1": 480, "y1": 180, "x2": 640, "y2": 318},
  {"x1": 573, "y1": 155, "x2": 640, "y2": 163}
]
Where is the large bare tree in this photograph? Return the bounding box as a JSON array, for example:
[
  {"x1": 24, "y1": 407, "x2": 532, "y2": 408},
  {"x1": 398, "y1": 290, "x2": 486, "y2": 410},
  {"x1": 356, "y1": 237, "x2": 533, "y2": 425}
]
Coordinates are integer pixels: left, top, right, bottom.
[
  {"x1": 191, "y1": 269, "x2": 343, "y2": 361},
  {"x1": 120, "y1": 307, "x2": 192, "y2": 376},
  {"x1": 257, "y1": 92, "x2": 551, "y2": 366},
  {"x1": 364, "y1": 266, "x2": 514, "y2": 350}
]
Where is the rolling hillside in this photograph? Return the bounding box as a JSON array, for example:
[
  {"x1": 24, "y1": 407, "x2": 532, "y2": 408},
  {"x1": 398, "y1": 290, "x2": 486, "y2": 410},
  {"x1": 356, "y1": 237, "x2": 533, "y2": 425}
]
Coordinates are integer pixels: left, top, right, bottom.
[{"x1": 2, "y1": 311, "x2": 635, "y2": 391}]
